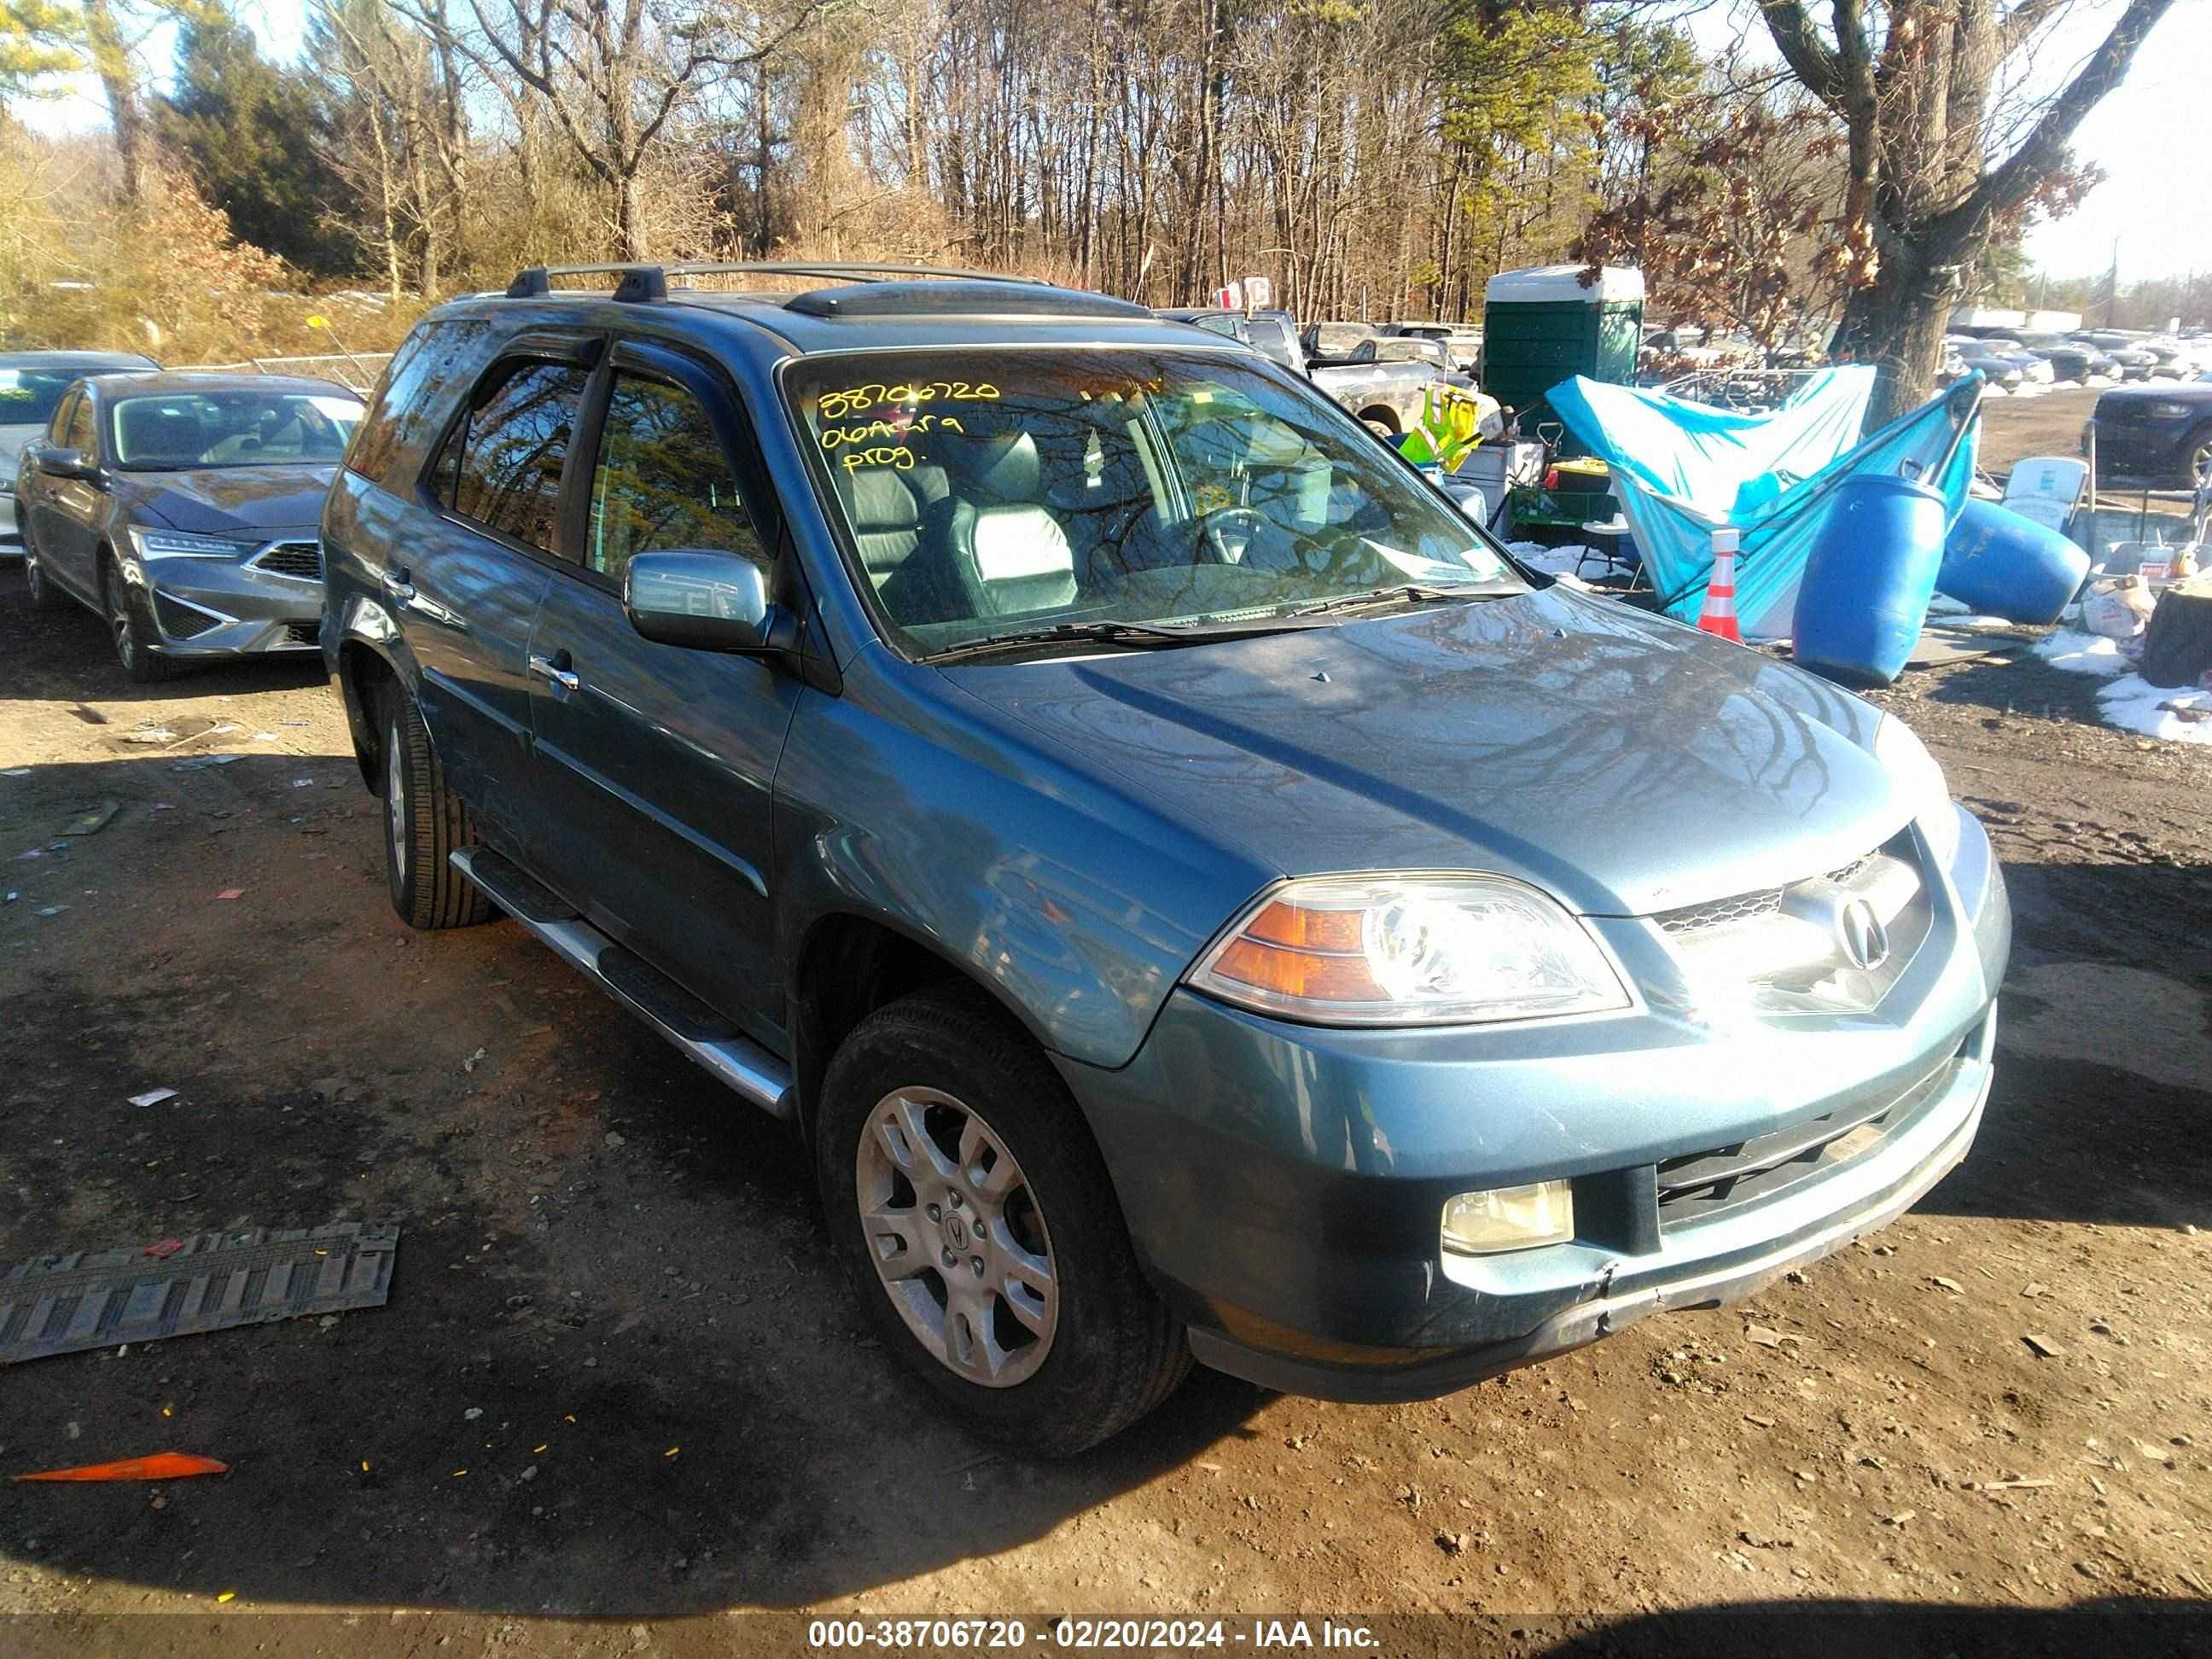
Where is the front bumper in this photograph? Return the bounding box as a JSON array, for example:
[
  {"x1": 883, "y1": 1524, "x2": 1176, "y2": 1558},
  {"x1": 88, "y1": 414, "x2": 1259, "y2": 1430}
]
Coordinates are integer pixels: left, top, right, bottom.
[
  {"x1": 124, "y1": 538, "x2": 324, "y2": 659},
  {"x1": 1062, "y1": 808, "x2": 2011, "y2": 1401}
]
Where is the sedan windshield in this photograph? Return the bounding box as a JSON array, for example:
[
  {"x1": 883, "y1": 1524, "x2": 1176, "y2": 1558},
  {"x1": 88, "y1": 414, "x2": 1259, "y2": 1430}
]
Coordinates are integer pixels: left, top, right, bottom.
[
  {"x1": 786, "y1": 348, "x2": 1522, "y2": 659},
  {"x1": 108, "y1": 390, "x2": 363, "y2": 471}
]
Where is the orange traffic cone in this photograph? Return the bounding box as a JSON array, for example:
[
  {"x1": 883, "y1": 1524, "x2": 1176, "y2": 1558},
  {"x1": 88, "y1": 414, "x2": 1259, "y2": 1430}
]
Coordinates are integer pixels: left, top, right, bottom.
[{"x1": 1698, "y1": 527, "x2": 1743, "y2": 643}]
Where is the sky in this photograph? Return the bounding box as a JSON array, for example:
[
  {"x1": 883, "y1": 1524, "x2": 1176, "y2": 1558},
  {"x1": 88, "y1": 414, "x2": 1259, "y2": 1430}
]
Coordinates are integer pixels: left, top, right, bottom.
[{"x1": 16, "y1": 0, "x2": 2208, "y2": 285}]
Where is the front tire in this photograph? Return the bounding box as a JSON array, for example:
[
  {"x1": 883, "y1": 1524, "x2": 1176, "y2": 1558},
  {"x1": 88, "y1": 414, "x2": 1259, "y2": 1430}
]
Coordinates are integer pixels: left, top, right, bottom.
[
  {"x1": 102, "y1": 553, "x2": 178, "y2": 684},
  {"x1": 380, "y1": 684, "x2": 494, "y2": 929},
  {"x1": 21, "y1": 534, "x2": 67, "y2": 613},
  {"x1": 817, "y1": 986, "x2": 1189, "y2": 1457}
]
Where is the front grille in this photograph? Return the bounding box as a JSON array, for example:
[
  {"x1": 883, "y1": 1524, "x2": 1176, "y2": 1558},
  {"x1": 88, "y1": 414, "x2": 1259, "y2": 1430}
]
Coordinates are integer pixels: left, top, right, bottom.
[
  {"x1": 1655, "y1": 1044, "x2": 1964, "y2": 1232},
  {"x1": 282, "y1": 620, "x2": 321, "y2": 647},
  {"x1": 152, "y1": 591, "x2": 223, "y2": 638},
  {"x1": 1657, "y1": 887, "x2": 1784, "y2": 935},
  {"x1": 253, "y1": 541, "x2": 323, "y2": 581}
]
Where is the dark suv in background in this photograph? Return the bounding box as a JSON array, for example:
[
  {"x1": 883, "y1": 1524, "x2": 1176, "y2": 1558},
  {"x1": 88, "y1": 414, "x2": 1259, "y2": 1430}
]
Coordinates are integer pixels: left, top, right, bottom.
[{"x1": 324, "y1": 262, "x2": 2006, "y2": 1454}]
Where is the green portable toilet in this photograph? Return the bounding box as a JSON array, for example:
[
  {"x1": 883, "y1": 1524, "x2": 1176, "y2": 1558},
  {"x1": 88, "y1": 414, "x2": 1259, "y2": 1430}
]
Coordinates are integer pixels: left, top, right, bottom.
[{"x1": 1481, "y1": 265, "x2": 1644, "y2": 448}]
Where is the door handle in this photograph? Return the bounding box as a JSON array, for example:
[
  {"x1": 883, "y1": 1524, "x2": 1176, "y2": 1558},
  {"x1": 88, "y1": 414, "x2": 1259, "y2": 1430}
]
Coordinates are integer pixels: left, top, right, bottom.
[
  {"x1": 528, "y1": 651, "x2": 580, "y2": 694},
  {"x1": 380, "y1": 567, "x2": 416, "y2": 603}
]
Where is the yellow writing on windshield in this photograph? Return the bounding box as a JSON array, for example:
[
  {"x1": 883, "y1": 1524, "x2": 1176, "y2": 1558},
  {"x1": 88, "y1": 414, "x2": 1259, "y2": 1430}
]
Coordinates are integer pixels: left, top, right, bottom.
[
  {"x1": 818, "y1": 412, "x2": 970, "y2": 451},
  {"x1": 818, "y1": 381, "x2": 1001, "y2": 422},
  {"x1": 839, "y1": 446, "x2": 917, "y2": 474}
]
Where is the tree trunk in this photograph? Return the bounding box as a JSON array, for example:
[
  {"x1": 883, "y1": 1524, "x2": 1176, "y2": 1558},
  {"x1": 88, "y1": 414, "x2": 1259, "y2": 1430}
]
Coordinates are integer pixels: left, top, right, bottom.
[
  {"x1": 617, "y1": 171, "x2": 647, "y2": 261},
  {"x1": 1833, "y1": 230, "x2": 1964, "y2": 428}
]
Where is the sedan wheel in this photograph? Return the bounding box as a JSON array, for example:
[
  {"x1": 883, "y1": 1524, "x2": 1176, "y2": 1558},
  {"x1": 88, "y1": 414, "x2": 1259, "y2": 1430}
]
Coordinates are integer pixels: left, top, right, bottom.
[
  {"x1": 854, "y1": 1086, "x2": 1058, "y2": 1387},
  {"x1": 22, "y1": 541, "x2": 67, "y2": 613}
]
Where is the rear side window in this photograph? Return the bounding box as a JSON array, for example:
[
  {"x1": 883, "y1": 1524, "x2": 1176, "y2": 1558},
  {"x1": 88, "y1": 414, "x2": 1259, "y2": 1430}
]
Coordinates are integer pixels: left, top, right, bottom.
[
  {"x1": 583, "y1": 371, "x2": 765, "y2": 584},
  {"x1": 346, "y1": 316, "x2": 496, "y2": 489},
  {"x1": 431, "y1": 358, "x2": 590, "y2": 552}
]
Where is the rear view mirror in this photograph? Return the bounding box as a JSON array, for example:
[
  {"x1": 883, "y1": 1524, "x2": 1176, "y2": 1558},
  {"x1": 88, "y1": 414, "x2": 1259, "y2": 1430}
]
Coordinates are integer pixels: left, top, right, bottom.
[
  {"x1": 36, "y1": 445, "x2": 97, "y2": 481},
  {"x1": 623, "y1": 549, "x2": 795, "y2": 655}
]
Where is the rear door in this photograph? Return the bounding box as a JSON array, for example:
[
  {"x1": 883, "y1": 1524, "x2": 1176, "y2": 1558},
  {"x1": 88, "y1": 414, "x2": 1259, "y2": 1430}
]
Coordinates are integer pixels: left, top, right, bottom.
[
  {"x1": 524, "y1": 340, "x2": 800, "y2": 1045},
  {"x1": 404, "y1": 337, "x2": 597, "y2": 849}
]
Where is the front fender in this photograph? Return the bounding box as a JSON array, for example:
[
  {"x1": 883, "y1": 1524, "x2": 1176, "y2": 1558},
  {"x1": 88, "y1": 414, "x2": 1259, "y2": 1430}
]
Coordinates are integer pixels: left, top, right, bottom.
[{"x1": 771, "y1": 647, "x2": 1258, "y2": 1069}]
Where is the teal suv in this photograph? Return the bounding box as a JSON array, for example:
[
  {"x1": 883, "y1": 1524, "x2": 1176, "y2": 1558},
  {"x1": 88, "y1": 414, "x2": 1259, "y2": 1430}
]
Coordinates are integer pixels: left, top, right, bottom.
[{"x1": 323, "y1": 264, "x2": 2009, "y2": 1454}]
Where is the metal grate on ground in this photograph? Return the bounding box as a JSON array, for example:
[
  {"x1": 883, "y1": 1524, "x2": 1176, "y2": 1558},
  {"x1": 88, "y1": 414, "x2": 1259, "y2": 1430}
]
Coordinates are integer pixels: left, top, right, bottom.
[{"x1": 0, "y1": 1223, "x2": 399, "y2": 1365}]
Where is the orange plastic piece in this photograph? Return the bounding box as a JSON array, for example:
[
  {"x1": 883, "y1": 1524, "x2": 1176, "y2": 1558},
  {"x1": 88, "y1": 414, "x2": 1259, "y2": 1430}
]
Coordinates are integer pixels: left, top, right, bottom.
[{"x1": 13, "y1": 1452, "x2": 229, "y2": 1483}]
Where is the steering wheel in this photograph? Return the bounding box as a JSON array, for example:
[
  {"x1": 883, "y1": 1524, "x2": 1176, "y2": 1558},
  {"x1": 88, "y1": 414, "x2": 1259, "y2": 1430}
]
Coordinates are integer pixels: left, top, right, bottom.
[{"x1": 1200, "y1": 506, "x2": 1266, "y2": 566}]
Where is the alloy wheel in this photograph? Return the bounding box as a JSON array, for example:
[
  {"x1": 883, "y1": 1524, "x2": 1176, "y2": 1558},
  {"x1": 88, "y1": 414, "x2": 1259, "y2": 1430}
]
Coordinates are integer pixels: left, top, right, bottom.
[
  {"x1": 386, "y1": 731, "x2": 408, "y2": 887},
  {"x1": 854, "y1": 1087, "x2": 1058, "y2": 1388},
  {"x1": 23, "y1": 550, "x2": 44, "y2": 603},
  {"x1": 108, "y1": 579, "x2": 135, "y2": 670}
]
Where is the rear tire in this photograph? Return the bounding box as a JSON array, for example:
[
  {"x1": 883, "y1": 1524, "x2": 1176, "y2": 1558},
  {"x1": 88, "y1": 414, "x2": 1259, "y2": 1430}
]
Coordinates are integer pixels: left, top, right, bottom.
[
  {"x1": 817, "y1": 986, "x2": 1189, "y2": 1457},
  {"x1": 102, "y1": 553, "x2": 178, "y2": 684},
  {"x1": 380, "y1": 683, "x2": 495, "y2": 929}
]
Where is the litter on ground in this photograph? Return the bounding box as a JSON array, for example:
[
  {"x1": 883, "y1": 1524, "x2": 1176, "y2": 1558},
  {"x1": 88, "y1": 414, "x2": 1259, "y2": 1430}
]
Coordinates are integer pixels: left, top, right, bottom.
[
  {"x1": 127, "y1": 1088, "x2": 178, "y2": 1108},
  {"x1": 13, "y1": 1452, "x2": 229, "y2": 1483},
  {"x1": 0, "y1": 1224, "x2": 400, "y2": 1364}
]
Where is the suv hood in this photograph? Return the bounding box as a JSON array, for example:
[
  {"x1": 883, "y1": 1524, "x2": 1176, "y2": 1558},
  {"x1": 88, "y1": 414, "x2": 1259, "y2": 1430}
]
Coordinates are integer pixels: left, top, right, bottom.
[
  {"x1": 115, "y1": 463, "x2": 338, "y2": 535},
  {"x1": 945, "y1": 585, "x2": 1906, "y2": 918}
]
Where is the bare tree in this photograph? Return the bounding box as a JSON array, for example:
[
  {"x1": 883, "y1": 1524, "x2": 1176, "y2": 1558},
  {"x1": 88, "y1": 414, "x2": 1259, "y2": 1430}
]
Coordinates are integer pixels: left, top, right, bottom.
[
  {"x1": 397, "y1": 0, "x2": 824, "y2": 260},
  {"x1": 1756, "y1": 0, "x2": 2175, "y2": 422}
]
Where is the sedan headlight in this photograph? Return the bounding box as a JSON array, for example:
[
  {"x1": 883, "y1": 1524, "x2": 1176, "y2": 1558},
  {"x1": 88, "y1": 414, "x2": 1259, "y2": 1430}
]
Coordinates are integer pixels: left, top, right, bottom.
[
  {"x1": 2143, "y1": 400, "x2": 2197, "y2": 421},
  {"x1": 127, "y1": 527, "x2": 260, "y2": 561},
  {"x1": 1189, "y1": 874, "x2": 1630, "y2": 1026},
  {"x1": 1874, "y1": 713, "x2": 1959, "y2": 869}
]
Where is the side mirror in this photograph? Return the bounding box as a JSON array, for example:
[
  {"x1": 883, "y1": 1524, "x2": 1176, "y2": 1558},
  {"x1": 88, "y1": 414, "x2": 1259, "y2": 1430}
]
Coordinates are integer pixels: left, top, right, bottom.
[
  {"x1": 623, "y1": 549, "x2": 796, "y2": 655},
  {"x1": 36, "y1": 445, "x2": 97, "y2": 481}
]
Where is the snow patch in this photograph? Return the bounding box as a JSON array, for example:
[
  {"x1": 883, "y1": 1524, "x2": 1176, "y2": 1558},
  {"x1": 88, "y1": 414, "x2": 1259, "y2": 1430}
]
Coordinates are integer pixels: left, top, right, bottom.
[
  {"x1": 2097, "y1": 674, "x2": 2212, "y2": 744},
  {"x1": 2034, "y1": 629, "x2": 2128, "y2": 678}
]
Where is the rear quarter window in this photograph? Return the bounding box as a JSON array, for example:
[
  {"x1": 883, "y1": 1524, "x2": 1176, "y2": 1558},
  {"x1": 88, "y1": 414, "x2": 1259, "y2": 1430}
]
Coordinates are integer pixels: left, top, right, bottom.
[{"x1": 346, "y1": 316, "x2": 498, "y2": 491}]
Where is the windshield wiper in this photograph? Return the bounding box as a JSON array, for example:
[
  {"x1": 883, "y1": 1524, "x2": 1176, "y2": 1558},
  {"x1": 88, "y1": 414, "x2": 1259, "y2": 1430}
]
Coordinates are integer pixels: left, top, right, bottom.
[
  {"x1": 1284, "y1": 583, "x2": 1514, "y2": 620},
  {"x1": 921, "y1": 616, "x2": 1326, "y2": 665}
]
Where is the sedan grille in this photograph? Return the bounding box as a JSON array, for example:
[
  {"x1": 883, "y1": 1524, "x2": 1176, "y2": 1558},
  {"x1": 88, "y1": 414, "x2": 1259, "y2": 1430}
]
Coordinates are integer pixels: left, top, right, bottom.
[{"x1": 253, "y1": 540, "x2": 323, "y2": 581}]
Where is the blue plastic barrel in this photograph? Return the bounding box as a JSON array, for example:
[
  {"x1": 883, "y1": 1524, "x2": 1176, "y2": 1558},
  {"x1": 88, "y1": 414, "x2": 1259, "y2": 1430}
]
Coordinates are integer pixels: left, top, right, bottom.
[
  {"x1": 1937, "y1": 498, "x2": 2091, "y2": 625},
  {"x1": 1792, "y1": 474, "x2": 1949, "y2": 686}
]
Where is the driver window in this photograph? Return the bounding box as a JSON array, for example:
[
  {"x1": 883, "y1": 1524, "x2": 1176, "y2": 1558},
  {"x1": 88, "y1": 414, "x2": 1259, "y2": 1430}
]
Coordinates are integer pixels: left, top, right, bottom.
[
  {"x1": 62, "y1": 393, "x2": 95, "y2": 453},
  {"x1": 584, "y1": 372, "x2": 765, "y2": 585}
]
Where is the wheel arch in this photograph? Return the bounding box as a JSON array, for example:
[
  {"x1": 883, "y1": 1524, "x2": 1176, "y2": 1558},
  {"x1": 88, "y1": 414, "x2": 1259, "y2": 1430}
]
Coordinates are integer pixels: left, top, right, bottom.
[
  {"x1": 786, "y1": 909, "x2": 1057, "y2": 1145},
  {"x1": 337, "y1": 635, "x2": 405, "y2": 794},
  {"x1": 1358, "y1": 405, "x2": 1400, "y2": 433}
]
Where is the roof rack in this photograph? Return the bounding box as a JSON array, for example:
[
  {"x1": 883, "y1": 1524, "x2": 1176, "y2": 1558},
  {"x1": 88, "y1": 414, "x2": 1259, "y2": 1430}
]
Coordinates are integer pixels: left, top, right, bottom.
[{"x1": 504, "y1": 261, "x2": 1051, "y2": 304}]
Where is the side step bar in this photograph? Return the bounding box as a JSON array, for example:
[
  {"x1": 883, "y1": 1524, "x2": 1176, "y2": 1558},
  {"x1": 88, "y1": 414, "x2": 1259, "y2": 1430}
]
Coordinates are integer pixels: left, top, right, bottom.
[{"x1": 450, "y1": 847, "x2": 794, "y2": 1120}]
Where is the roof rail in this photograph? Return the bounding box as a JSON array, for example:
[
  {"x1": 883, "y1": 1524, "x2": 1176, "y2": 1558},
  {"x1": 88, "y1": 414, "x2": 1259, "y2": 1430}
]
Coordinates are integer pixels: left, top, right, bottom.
[{"x1": 504, "y1": 261, "x2": 1051, "y2": 304}]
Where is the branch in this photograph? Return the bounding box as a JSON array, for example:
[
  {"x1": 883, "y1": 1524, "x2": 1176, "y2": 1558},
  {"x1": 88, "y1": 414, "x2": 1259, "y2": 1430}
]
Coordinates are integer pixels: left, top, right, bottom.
[
  {"x1": 1756, "y1": 0, "x2": 1842, "y2": 108},
  {"x1": 1998, "y1": 0, "x2": 2068, "y2": 55},
  {"x1": 1940, "y1": 0, "x2": 2176, "y2": 242}
]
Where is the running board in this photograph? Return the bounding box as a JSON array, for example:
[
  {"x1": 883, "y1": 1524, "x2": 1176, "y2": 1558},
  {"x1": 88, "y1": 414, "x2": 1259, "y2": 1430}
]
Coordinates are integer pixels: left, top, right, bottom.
[{"x1": 450, "y1": 847, "x2": 794, "y2": 1120}]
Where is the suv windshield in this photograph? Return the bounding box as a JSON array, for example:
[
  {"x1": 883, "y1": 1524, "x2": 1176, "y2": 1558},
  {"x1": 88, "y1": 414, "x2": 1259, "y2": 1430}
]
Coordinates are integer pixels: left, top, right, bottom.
[
  {"x1": 787, "y1": 348, "x2": 1522, "y2": 658},
  {"x1": 109, "y1": 390, "x2": 364, "y2": 471}
]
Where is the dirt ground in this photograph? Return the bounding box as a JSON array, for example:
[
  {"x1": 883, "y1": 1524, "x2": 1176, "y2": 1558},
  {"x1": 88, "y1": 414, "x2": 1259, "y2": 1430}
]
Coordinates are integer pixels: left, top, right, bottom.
[{"x1": 2, "y1": 552, "x2": 2209, "y2": 1656}]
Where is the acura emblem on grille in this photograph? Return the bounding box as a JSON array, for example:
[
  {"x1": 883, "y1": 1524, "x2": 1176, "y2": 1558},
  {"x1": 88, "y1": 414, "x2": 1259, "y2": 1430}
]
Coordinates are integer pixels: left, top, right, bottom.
[{"x1": 1838, "y1": 899, "x2": 1890, "y2": 970}]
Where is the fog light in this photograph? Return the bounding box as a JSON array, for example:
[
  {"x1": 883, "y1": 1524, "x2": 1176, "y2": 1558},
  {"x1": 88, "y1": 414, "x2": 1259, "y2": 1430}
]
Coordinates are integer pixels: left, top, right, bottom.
[{"x1": 1441, "y1": 1180, "x2": 1574, "y2": 1255}]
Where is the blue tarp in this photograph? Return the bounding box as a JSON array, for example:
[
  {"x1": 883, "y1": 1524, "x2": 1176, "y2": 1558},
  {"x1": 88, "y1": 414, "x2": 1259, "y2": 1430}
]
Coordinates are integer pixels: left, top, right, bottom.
[{"x1": 1546, "y1": 369, "x2": 1982, "y2": 639}]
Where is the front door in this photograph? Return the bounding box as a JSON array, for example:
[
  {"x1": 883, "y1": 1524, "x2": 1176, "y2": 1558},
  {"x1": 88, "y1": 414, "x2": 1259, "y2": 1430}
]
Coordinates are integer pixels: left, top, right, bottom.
[
  {"x1": 525, "y1": 341, "x2": 800, "y2": 1045},
  {"x1": 401, "y1": 342, "x2": 597, "y2": 853},
  {"x1": 29, "y1": 389, "x2": 105, "y2": 597}
]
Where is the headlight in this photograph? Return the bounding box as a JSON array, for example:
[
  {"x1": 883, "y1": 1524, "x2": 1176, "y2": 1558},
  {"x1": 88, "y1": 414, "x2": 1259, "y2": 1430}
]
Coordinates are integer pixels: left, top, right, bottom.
[
  {"x1": 127, "y1": 527, "x2": 259, "y2": 560},
  {"x1": 1874, "y1": 714, "x2": 1959, "y2": 869},
  {"x1": 2144, "y1": 400, "x2": 2196, "y2": 421},
  {"x1": 1188, "y1": 874, "x2": 1630, "y2": 1026}
]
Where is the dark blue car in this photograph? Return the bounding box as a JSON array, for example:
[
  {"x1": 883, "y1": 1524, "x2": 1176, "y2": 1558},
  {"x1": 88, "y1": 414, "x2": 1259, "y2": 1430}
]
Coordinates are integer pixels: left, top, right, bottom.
[
  {"x1": 323, "y1": 264, "x2": 2009, "y2": 1453},
  {"x1": 2089, "y1": 380, "x2": 2212, "y2": 486}
]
